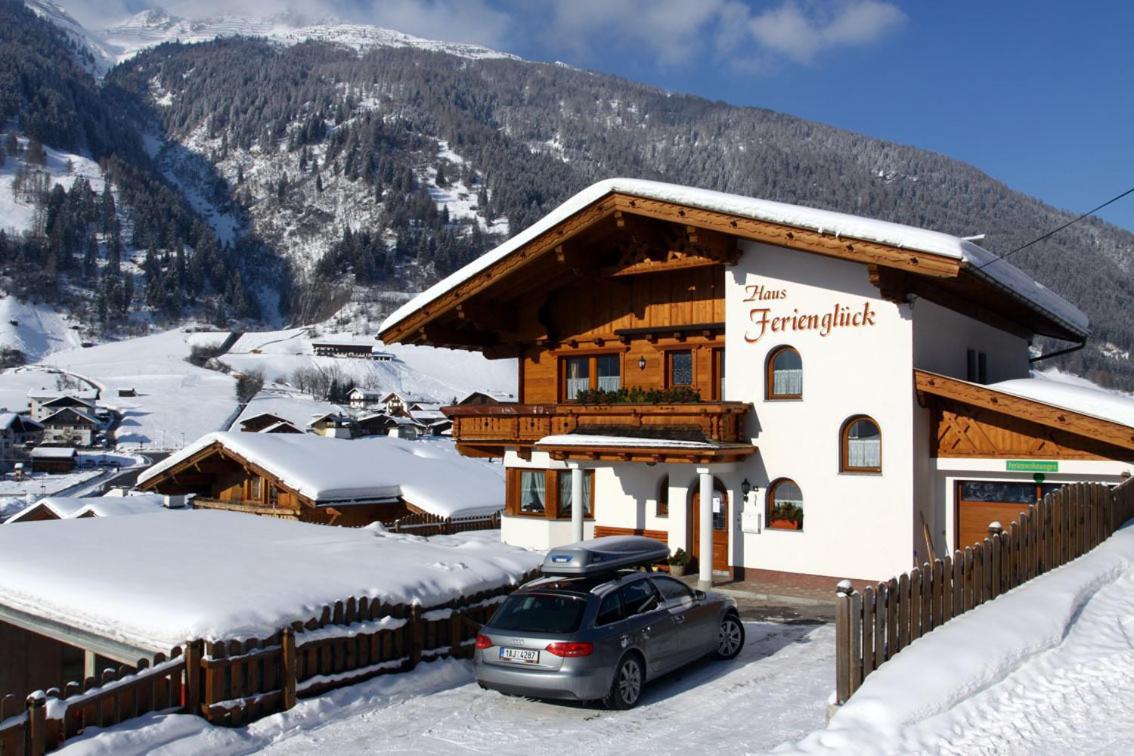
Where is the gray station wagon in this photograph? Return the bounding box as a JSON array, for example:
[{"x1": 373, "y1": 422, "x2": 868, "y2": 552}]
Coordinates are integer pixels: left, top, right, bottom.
[{"x1": 474, "y1": 537, "x2": 744, "y2": 709}]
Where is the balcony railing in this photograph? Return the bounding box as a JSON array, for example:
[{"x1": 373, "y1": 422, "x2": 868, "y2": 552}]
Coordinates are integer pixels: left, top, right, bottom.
[{"x1": 444, "y1": 402, "x2": 751, "y2": 452}]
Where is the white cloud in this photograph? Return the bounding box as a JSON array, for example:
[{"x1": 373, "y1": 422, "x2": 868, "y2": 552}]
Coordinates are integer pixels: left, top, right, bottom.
[{"x1": 747, "y1": 0, "x2": 907, "y2": 65}]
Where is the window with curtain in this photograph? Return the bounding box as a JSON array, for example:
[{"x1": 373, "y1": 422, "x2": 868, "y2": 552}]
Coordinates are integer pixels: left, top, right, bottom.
[
  {"x1": 519, "y1": 470, "x2": 547, "y2": 513},
  {"x1": 668, "y1": 350, "x2": 693, "y2": 387},
  {"x1": 556, "y1": 470, "x2": 593, "y2": 518},
  {"x1": 767, "y1": 346, "x2": 803, "y2": 399},
  {"x1": 767, "y1": 478, "x2": 803, "y2": 530},
  {"x1": 842, "y1": 416, "x2": 882, "y2": 472},
  {"x1": 596, "y1": 354, "x2": 621, "y2": 392},
  {"x1": 564, "y1": 356, "x2": 590, "y2": 400}
]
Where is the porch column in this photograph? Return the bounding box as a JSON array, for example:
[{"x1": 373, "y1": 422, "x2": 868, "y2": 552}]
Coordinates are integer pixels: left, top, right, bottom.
[
  {"x1": 570, "y1": 464, "x2": 584, "y2": 543},
  {"x1": 698, "y1": 466, "x2": 713, "y2": 591},
  {"x1": 83, "y1": 649, "x2": 97, "y2": 679}
]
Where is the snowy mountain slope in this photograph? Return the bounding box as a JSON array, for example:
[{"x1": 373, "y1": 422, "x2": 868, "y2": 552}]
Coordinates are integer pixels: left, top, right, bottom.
[
  {"x1": 0, "y1": 298, "x2": 84, "y2": 362},
  {"x1": 0, "y1": 136, "x2": 107, "y2": 236},
  {"x1": 97, "y1": 8, "x2": 519, "y2": 65},
  {"x1": 24, "y1": 0, "x2": 116, "y2": 77},
  {"x1": 219, "y1": 328, "x2": 516, "y2": 403}
]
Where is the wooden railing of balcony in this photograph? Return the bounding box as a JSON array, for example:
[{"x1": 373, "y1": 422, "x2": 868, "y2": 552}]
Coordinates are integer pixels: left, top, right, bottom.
[{"x1": 444, "y1": 402, "x2": 751, "y2": 457}]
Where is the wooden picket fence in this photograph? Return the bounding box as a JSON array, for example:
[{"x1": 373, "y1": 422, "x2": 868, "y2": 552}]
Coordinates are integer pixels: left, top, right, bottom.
[
  {"x1": 0, "y1": 569, "x2": 536, "y2": 754},
  {"x1": 835, "y1": 479, "x2": 1134, "y2": 705},
  {"x1": 389, "y1": 510, "x2": 501, "y2": 536}
]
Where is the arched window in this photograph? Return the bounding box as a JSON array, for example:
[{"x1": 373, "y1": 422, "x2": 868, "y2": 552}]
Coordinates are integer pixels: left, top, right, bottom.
[
  {"x1": 841, "y1": 415, "x2": 882, "y2": 473},
  {"x1": 656, "y1": 475, "x2": 669, "y2": 518},
  {"x1": 766, "y1": 346, "x2": 803, "y2": 399},
  {"x1": 767, "y1": 479, "x2": 803, "y2": 531}
]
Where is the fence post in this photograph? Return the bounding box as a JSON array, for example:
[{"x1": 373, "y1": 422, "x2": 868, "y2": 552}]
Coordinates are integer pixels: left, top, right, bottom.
[
  {"x1": 281, "y1": 627, "x2": 297, "y2": 711},
  {"x1": 26, "y1": 691, "x2": 46, "y2": 756},
  {"x1": 834, "y1": 581, "x2": 854, "y2": 705},
  {"x1": 409, "y1": 605, "x2": 424, "y2": 668},
  {"x1": 184, "y1": 640, "x2": 202, "y2": 717}
]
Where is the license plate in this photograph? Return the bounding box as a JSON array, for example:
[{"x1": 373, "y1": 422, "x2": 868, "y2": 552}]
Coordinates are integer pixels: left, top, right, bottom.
[{"x1": 499, "y1": 647, "x2": 540, "y2": 664}]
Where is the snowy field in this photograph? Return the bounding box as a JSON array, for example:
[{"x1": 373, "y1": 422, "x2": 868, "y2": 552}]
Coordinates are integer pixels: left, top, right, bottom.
[
  {"x1": 34, "y1": 329, "x2": 240, "y2": 450},
  {"x1": 0, "y1": 298, "x2": 84, "y2": 363},
  {"x1": 220, "y1": 328, "x2": 516, "y2": 403},
  {"x1": 56, "y1": 620, "x2": 832, "y2": 756}
]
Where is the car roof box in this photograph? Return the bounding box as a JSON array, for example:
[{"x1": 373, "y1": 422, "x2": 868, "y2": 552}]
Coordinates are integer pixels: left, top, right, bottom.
[{"x1": 540, "y1": 536, "x2": 670, "y2": 576}]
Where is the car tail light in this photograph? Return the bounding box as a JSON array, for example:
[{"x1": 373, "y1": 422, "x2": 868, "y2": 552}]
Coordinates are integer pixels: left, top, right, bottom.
[
  {"x1": 475, "y1": 634, "x2": 493, "y2": 650},
  {"x1": 545, "y1": 641, "x2": 594, "y2": 657}
]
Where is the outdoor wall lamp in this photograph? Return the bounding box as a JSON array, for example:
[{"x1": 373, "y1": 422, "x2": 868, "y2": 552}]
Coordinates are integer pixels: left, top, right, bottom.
[
  {"x1": 741, "y1": 478, "x2": 752, "y2": 497},
  {"x1": 638, "y1": 356, "x2": 647, "y2": 370}
]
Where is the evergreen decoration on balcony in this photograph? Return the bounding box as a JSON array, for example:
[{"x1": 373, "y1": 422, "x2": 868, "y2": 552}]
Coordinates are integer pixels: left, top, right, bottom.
[{"x1": 572, "y1": 385, "x2": 703, "y2": 405}]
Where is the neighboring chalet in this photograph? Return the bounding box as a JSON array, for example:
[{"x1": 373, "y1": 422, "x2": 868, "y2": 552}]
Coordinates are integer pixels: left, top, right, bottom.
[
  {"x1": 29, "y1": 447, "x2": 76, "y2": 473},
  {"x1": 378, "y1": 177, "x2": 1134, "y2": 589},
  {"x1": 382, "y1": 392, "x2": 436, "y2": 417},
  {"x1": 27, "y1": 390, "x2": 98, "y2": 422},
  {"x1": 239, "y1": 412, "x2": 292, "y2": 433},
  {"x1": 348, "y1": 387, "x2": 384, "y2": 410},
  {"x1": 4, "y1": 493, "x2": 175, "y2": 524},
  {"x1": 136, "y1": 432, "x2": 504, "y2": 526},
  {"x1": 259, "y1": 420, "x2": 304, "y2": 434},
  {"x1": 457, "y1": 391, "x2": 512, "y2": 406},
  {"x1": 312, "y1": 339, "x2": 395, "y2": 361},
  {"x1": 0, "y1": 413, "x2": 42, "y2": 469},
  {"x1": 308, "y1": 412, "x2": 354, "y2": 438},
  {"x1": 40, "y1": 407, "x2": 99, "y2": 446}
]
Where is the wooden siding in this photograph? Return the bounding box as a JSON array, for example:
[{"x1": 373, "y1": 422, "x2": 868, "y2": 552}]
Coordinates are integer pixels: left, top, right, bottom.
[
  {"x1": 930, "y1": 399, "x2": 1134, "y2": 461},
  {"x1": 592, "y1": 525, "x2": 668, "y2": 542}
]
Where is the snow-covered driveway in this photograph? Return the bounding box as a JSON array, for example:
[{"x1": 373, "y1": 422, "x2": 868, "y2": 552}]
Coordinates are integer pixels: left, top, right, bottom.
[{"x1": 59, "y1": 621, "x2": 833, "y2": 756}]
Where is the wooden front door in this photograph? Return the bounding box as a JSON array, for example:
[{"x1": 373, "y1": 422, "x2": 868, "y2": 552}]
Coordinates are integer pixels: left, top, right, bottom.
[{"x1": 690, "y1": 482, "x2": 729, "y2": 572}]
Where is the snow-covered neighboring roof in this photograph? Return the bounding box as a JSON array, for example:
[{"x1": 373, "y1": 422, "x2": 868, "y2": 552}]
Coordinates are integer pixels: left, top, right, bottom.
[
  {"x1": 5, "y1": 493, "x2": 170, "y2": 523},
  {"x1": 0, "y1": 510, "x2": 540, "y2": 650},
  {"x1": 29, "y1": 447, "x2": 76, "y2": 459},
  {"x1": 259, "y1": 420, "x2": 305, "y2": 434},
  {"x1": 138, "y1": 432, "x2": 503, "y2": 516},
  {"x1": 28, "y1": 389, "x2": 98, "y2": 402},
  {"x1": 349, "y1": 388, "x2": 384, "y2": 399},
  {"x1": 380, "y1": 178, "x2": 1089, "y2": 339},
  {"x1": 989, "y1": 376, "x2": 1134, "y2": 429}
]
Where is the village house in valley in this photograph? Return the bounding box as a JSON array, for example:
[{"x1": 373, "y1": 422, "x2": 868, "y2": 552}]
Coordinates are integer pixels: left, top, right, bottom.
[
  {"x1": 379, "y1": 178, "x2": 1134, "y2": 589},
  {"x1": 136, "y1": 431, "x2": 504, "y2": 526}
]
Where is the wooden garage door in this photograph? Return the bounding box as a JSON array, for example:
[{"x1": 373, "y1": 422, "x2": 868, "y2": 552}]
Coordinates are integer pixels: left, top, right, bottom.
[{"x1": 956, "y1": 481, "x2": 1063, "y2": 549}]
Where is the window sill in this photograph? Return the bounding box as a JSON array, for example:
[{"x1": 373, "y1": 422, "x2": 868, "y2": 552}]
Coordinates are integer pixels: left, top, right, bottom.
[{"x1": 839, "y1": 470, "x2": 883, "y2": 476}]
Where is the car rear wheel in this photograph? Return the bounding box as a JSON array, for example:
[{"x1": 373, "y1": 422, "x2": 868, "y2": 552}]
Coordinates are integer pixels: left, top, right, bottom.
[
  {"x1": 713, "y1": 614, "x2": 745, "y2": 660},
  {"x1": 603, "y1": 654, "x2": 644, "y2": 710}
]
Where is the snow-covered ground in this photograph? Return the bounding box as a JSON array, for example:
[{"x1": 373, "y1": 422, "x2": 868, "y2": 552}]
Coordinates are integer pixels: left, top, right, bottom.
[
  {"x1": 0, "y1": 135, "x2": 106, "y2": 236},
  {"x1": 0, "y1": 298, "x2": 84, "y2": 364},
  {"x1": 56, "y1": 620, "x2": 832, "y2": 756},
  {"x1": 36, "y1": 329, "x2": 240, "y2": 450},
  {"x1": 220, "y1": 327, "x2": 515, "y2": 404}
]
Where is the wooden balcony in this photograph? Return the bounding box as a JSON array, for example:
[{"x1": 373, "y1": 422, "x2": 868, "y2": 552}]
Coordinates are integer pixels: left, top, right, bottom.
[{"x1": 445, "y1": 402, "x2": 754, "y2": 463}]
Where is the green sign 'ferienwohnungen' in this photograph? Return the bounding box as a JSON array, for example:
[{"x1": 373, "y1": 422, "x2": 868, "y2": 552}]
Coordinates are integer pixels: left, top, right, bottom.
[{"x1": 1006, "y1": 460, "x2": 1059, "y2": 473}]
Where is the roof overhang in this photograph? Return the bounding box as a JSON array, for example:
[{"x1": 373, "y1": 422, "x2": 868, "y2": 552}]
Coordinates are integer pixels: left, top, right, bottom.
[
  {"x1": 379, "y1": 180, "x2": 1088, "y2": 351},
  {"x1": 914, "y1": 370, "x2": 1134, "y2": 453},
  {"x1": 535, "y1": 435, "x2": 757, "y2": 465},
  {"x1": 0, "y1": 600, "x2": 157, "y2": 662}
]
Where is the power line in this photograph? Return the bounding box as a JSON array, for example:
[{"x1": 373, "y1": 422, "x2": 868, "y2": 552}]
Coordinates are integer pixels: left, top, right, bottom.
[{"x1": 974, "y1": 183, "x2": 1134, "y2": 271}]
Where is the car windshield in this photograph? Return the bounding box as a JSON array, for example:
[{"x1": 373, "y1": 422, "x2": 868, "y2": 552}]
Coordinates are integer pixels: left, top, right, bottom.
[{"x1": 490, "y1": 593, "x2": 588, "y2": 634}]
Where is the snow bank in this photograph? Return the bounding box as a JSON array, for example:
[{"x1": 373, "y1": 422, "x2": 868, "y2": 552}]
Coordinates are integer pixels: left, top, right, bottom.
[
  {"x1": 0, "y1": 510, "x2": 540, "y2": 651},
  {"x1": 139, "y1": 431, "x2": 503, "y2": 517},
  {"x1": 780, "y1": 522, "x2": 1134, "y2": 754},
  {"x1": 381, "y1": 178, "x2": 1088, "y2": 339}
]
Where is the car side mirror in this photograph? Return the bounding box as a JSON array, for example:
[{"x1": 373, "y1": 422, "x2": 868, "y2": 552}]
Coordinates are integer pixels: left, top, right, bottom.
[{"x1": 693, "y1": 589, "x2": 706, "y2": 602}]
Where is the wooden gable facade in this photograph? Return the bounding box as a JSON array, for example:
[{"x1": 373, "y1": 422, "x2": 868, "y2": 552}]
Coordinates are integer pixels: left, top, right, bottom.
[
  {"x1": 137, "y1": 442, "x2": 408, "y2": 527},
  {"x1": 915, "y1": 371, "x2": 1134, "y2": 462}
]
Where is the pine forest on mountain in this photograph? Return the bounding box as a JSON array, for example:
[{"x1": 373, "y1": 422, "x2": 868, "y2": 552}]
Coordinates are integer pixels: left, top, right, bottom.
[{"x1": 1, "y1": 0, "x2": 1132, "y2": 388}]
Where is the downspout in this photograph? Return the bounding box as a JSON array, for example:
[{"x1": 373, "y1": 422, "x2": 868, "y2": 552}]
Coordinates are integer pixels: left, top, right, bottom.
[{"x1": 1028, "y1": 339, "x2": 1087, "y2": 364}]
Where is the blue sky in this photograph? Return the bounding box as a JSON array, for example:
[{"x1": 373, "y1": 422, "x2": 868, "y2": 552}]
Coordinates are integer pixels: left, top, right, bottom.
[{"x1": 66, "y1": 0, "x2": 1134, "y2": 232}]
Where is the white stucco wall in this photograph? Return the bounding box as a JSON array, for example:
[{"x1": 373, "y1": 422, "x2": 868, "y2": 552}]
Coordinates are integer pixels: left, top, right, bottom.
[
  {"x1": 725, "y1": 241, "x2": 918, "y2": 580},
  {"x1": 912, "y1": 298, "x2": 1031, "y2": 383}
]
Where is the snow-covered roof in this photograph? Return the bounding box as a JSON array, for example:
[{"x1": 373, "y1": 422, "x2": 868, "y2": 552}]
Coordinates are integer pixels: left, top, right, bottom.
[
  {"x1": 5, "y1": 493, "x2": 170, "y2": 523},
  {"x1": 259, "y1": 420, "x2": 304, "y2": 434},
  {"x1": 30, "y1": 447, "x2": 76, "y2": 459},
  {"x1": 0, "y1": 510, "x2": 540, "y2": 651},
  {"x1": 380, "y1": 178, "x2": 1089, "y2": 339},
  {"x1": 349, "y1": 388, "x2": 384, "y2": 399},
  {"x1": 989, "y1": 376, "x2": 1134, "y2": 429},
  {"x1": 28, "y1": 389, "x2": 97, "y2": 402},
  {"x1": 138, "y1": 432, "x2": 503, "y2": 516},
  {"x1": 40, "y1": 407, "x2": 99, "y2": 425}
]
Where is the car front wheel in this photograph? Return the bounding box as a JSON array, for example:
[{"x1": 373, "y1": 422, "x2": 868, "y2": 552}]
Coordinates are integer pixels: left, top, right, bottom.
[
  {"x1": 713, "y1": 614, "x2": 745, "y2": 660},
  {"x1": 603, "y1": 654, "x2": 644, "y2": 710}
]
